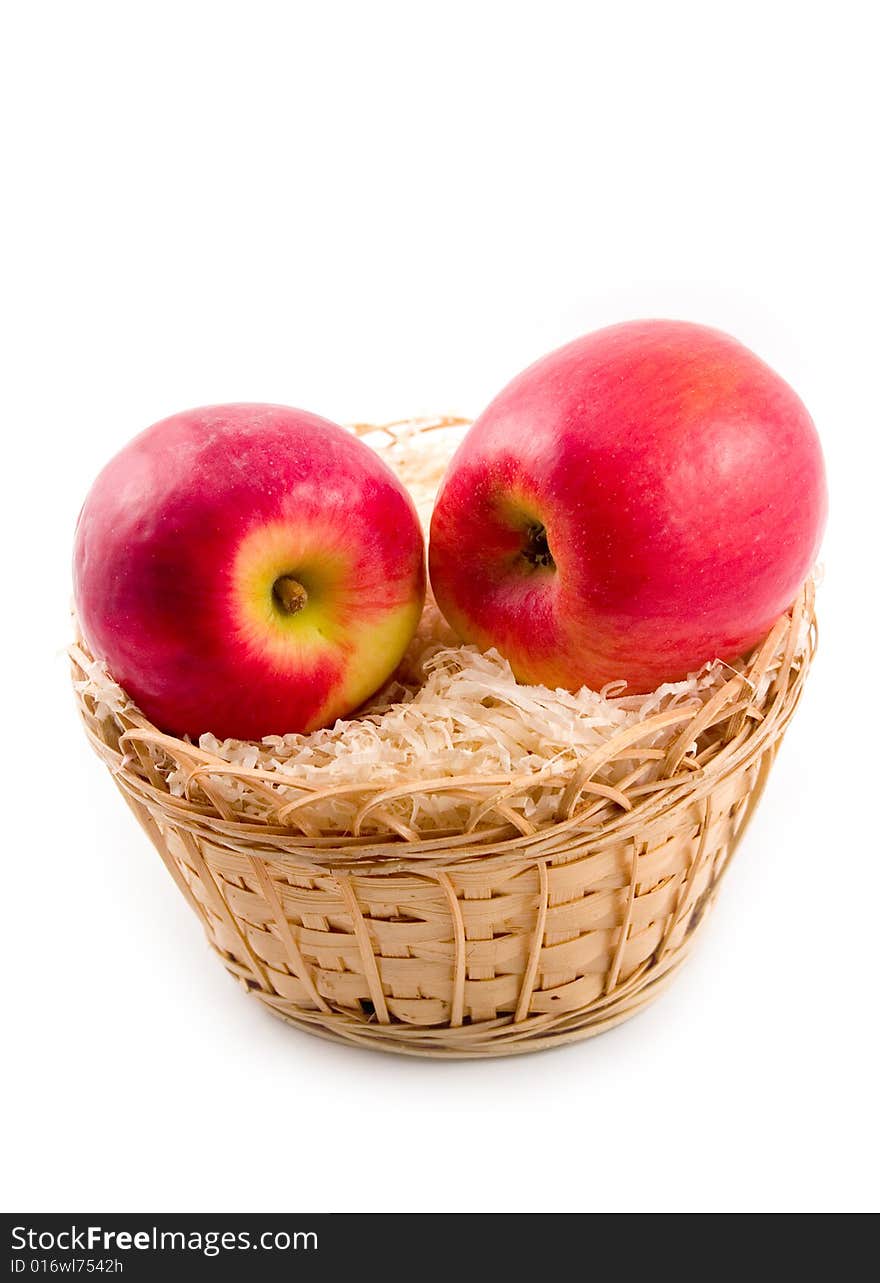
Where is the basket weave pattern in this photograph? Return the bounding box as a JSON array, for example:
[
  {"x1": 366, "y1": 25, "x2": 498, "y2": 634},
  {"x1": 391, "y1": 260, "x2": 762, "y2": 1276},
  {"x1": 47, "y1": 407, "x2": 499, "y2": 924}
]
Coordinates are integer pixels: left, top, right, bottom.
[{"x1": 72, "y1": 423, "x2": 817, "y2": 1058}]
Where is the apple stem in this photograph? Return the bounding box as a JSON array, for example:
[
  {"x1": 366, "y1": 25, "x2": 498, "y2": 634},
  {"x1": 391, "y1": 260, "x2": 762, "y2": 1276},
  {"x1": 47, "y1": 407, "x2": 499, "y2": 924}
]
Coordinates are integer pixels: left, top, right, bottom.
[
  {"x1": 523, "y1": 523, "x2": 555, "y2": 570},
  {"x1": 272, "y1": 575, "x2": 308, "y2": 614}
]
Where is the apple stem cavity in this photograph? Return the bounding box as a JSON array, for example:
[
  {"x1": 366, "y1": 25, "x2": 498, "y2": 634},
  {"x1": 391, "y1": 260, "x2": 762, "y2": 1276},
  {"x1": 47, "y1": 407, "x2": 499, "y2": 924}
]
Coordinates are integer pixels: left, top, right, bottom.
[
  {"x1": 523, "y1": 522, "x2": 555, "y2": 571},
  {"x1": 272, "y1": 574, "x2": 308, "y2": 615}
]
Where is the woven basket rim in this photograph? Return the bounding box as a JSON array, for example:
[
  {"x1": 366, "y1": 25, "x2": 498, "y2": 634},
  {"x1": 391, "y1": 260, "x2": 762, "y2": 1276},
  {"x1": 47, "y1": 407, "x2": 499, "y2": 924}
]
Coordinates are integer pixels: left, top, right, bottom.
[{"x1": 71, "y1": 587, "x2": 815, "y2": 873}]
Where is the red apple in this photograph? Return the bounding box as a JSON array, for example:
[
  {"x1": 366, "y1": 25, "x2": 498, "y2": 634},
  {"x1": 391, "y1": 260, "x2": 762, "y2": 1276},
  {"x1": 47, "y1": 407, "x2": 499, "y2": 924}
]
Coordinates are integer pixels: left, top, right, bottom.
[
  {"x1": 74, "y1": 404, "x2": 425, "y2": 739},
  {"x1": 429, "y1": 321, "x2": 827, "y2": 693}
]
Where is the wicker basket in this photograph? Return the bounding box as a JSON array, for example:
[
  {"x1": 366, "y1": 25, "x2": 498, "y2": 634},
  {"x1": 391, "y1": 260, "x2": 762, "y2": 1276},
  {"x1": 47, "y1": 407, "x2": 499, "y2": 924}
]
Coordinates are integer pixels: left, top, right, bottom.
[{"x1": 71, "y1": 420, "x2": 817, "y2": 1058}]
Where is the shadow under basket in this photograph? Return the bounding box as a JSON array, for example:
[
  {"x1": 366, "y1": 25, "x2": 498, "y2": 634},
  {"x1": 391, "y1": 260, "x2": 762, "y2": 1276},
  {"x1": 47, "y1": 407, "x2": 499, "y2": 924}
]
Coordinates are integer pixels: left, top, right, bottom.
[{"x1": 70, "y1": 419, "x2": 817, "y2": 1057}]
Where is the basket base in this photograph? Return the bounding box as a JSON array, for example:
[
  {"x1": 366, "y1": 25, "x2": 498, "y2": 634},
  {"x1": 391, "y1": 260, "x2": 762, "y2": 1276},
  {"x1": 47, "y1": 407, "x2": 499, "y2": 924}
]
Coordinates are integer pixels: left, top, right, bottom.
[{"x1": 220, "y1": 931, "x2": 699, "y2": 1060}]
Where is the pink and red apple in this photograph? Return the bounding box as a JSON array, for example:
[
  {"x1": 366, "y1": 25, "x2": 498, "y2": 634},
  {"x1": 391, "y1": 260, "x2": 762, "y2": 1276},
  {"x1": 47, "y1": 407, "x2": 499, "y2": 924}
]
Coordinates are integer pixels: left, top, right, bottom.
[
  {"x1": 429, "y1": 320, "x2": 827, "y2": 693},
  {"x1": 74, "y1": 404, "x2": 425, "y2": 740}
]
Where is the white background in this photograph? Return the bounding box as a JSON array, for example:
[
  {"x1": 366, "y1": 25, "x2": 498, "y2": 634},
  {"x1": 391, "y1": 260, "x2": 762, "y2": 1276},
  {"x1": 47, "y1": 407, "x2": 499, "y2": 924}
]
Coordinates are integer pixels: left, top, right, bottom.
[{"x1": 2, "y1": 2, "x2": 877, "y2": 1214}]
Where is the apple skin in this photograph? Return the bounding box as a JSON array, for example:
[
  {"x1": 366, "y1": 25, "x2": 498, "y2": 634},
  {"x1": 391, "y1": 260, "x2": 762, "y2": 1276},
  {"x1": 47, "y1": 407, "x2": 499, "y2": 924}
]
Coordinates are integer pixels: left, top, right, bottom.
[
  {"x1": 429, "y1": 320, "x2": 827, "y2": 694},
  {"x1": 74, "y1": 404, "x2": 425, "y2": 740}
]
